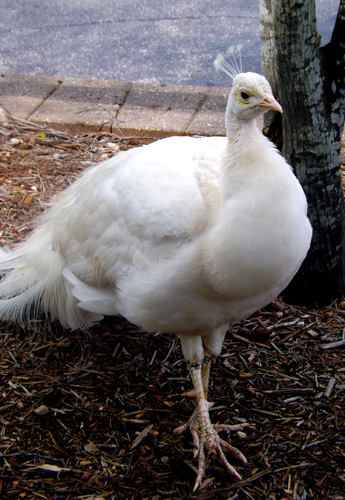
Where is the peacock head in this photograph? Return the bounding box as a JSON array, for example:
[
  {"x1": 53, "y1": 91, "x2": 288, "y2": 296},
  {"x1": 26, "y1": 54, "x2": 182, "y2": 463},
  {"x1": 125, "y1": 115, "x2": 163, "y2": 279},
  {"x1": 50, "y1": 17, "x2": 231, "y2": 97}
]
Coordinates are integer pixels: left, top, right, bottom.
[
  {"x1": 214, "y1": 47, "x2": 282, "y2": 122},
  {"x1": 229, "y1": 72, "x2": 282, "y2": 120}
]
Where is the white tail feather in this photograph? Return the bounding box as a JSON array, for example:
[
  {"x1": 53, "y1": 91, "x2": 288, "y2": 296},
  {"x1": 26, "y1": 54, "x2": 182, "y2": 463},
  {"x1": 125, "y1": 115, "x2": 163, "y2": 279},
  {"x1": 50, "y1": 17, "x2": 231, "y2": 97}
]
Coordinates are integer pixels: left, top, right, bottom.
[
  {"x1": 0, "y1": 230, "x2": 102, "y2": 330},
  {"x1": 62, "y1": 268, "x2": 115, "y2": 316}
]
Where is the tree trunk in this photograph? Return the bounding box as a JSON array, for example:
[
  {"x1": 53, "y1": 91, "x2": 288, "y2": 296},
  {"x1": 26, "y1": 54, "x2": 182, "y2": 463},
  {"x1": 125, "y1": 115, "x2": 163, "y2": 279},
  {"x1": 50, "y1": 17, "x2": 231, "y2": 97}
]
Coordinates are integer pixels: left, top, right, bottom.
[{"x1": 259, "y1": 0, "x2": 345, "y2": 303}]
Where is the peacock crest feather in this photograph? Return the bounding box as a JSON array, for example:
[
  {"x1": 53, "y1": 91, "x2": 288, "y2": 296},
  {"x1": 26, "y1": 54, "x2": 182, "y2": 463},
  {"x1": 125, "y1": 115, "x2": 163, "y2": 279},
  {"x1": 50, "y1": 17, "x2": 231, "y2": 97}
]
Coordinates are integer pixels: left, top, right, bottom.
[{"x1": 213, "y1": 44, "x2": 244, "y2": 80}]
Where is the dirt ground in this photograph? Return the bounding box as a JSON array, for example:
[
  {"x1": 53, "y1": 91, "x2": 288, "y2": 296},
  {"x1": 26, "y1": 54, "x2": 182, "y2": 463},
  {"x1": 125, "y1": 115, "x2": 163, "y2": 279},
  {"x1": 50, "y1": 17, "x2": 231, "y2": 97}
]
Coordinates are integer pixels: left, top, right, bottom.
[{"x1": 0, "y1": 114, "x2": 344, "y2": 500}]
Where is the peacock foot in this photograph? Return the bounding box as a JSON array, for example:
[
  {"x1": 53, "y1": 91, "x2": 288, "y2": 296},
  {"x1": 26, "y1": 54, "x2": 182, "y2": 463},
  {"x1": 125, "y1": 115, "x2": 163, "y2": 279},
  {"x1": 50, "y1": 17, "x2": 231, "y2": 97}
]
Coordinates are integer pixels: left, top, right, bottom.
[{"x1": 175, "y1": 406, "x2": 253, "y2": 491}]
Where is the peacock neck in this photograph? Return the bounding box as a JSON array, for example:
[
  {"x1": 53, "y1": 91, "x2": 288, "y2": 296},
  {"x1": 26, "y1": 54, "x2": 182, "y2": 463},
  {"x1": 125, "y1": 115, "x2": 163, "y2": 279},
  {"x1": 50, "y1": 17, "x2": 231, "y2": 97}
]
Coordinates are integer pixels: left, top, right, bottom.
[
  {"x1": 225, "y1": 115, "x2": 260, "y2": 144},
  {"x1": 221, "y1": 116, "x2": 267, "y2": 203}
]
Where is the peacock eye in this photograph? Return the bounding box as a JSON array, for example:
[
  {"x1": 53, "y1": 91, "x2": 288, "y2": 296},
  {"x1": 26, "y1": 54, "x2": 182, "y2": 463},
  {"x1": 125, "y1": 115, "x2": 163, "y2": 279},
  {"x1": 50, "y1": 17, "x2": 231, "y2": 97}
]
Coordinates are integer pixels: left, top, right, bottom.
[{"x1": 240, "y1": 91, "x2": 250, "y2": 101}]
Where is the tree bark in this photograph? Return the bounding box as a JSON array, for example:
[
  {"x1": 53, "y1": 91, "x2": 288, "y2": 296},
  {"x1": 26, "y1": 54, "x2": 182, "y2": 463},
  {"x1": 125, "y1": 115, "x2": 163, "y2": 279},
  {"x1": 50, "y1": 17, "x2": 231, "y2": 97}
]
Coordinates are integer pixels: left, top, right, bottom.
[{"x1": 259, "y1": 0, "x2": 345, "y2": 303}]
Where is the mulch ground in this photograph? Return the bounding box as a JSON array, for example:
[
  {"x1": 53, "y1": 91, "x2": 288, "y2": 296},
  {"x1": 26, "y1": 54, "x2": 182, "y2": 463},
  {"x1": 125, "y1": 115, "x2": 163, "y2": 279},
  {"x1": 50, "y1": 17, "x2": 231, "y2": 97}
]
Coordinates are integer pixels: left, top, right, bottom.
[{"x1": 0, "y1": 112, "x2": 344, "y2": 500}]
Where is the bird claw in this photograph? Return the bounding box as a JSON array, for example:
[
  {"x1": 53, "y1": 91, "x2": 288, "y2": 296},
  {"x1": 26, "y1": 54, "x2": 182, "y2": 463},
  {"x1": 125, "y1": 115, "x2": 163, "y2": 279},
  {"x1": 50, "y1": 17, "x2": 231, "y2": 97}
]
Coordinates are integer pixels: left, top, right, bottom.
[
  {"x1": 175, "y1": 408, "x2": 250, "y2": 491},
  {"x1": 192, "y1": 425, "x2": 244, "y2": 492}
]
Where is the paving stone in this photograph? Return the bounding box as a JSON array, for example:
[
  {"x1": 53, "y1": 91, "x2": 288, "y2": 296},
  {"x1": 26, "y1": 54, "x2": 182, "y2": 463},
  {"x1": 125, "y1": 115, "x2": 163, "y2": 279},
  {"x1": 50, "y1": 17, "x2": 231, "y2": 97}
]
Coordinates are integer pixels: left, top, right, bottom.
[
  {"x1": 187, "y1": 86, "x2": 228, "y2": 136},
  {"x1": 30, "y1": 77, "x2": 132, "y2": 133},
  {"x1": 0, "y1": 73, "x2": 60, "y2": 119},
  {"x1": 116, "y1": 82, "x2": 209, "y2": 138}
]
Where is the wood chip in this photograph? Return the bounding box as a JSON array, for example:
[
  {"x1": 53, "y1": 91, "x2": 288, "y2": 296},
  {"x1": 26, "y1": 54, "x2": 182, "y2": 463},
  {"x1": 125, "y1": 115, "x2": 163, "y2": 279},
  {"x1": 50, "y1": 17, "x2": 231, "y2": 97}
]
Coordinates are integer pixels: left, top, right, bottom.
[
  {"x1": 23, "y1": 194, "x2": 35, "y2": 205},
  {"x1": 130, "y1": 424, "x2": 154, "y2": 449},
  {"x1": 324, "y1": 377, "x2": 337, "y2": 397}
]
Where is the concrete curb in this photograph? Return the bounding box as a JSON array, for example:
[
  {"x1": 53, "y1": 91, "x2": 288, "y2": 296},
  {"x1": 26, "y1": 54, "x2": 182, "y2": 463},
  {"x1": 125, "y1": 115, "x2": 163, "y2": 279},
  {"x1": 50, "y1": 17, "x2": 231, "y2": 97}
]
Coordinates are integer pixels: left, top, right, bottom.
[
  {"x1": 2, "y1": 73, "x2": 343, "y2": 145},
  {"x1": 0, "y1": 73, "x2": 230, "y2": 138}
]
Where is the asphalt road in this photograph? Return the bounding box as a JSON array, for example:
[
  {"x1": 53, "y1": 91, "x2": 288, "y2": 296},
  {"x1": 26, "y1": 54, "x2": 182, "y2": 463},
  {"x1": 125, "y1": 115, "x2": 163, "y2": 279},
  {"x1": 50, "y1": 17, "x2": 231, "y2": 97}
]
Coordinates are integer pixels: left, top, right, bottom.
[{"x1": 0, "y1": 0, "x2": 340, "y2": 87}]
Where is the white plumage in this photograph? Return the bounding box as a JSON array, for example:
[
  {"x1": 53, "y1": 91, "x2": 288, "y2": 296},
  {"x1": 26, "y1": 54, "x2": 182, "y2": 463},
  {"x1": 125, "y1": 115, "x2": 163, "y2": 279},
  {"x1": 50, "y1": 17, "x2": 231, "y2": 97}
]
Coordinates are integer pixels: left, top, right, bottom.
[{"x1": 0, "y1": 68, "x2": 312, "y2": 489}]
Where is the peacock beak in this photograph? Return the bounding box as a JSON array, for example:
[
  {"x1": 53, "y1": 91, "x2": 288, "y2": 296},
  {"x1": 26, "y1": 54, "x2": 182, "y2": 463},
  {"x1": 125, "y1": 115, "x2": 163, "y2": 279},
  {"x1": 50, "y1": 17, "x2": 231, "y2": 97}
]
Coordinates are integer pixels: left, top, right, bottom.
[{"x1": 261, "y1": 93, "x2": 283, "y2": 113}]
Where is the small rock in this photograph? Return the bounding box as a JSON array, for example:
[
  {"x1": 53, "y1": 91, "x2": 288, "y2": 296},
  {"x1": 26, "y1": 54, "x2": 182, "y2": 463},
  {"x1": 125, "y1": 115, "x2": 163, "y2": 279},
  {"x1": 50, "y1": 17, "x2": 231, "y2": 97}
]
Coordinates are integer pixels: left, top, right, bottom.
[
  {"x1": 106, "y1": 142, "x2": 120, "y2": 152},
  {"x1": 34, "y1": 405, "x2": 49, "y2": 416},
  {"x1": 84, "y1": 441, "x2": 100, "y2": 454},
  {"x1": 9, "y1": 138, "x2": 20, "y2": 146}
]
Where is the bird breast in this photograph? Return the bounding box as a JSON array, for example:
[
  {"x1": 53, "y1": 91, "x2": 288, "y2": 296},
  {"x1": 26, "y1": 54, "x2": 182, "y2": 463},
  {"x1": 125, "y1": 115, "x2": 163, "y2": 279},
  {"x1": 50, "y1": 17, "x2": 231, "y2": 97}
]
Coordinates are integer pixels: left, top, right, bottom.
[{"x1": 117, "y1": 142, "x2": 311, "y2": 335}]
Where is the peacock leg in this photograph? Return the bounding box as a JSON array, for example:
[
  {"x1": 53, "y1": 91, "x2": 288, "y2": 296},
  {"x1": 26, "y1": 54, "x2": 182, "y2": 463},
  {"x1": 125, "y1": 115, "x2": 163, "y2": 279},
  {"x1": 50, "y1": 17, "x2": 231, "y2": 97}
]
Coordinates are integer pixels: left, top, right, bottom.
[
  {"x1": 175, "y1": 356, "x2": 251, "y2": 492},
  {"x1": 190, "y1": 361, "x2": 248, "y2": 491},
  {"x1": 174, "y1": 355, "x2": 212, "y2": 452},
  {"x1": 175, "y1": 332, "x2": 253, "y2": 490},
  {"x1": 201, "y1": 352, "x2": 211, "y2": 398}
]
